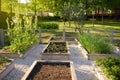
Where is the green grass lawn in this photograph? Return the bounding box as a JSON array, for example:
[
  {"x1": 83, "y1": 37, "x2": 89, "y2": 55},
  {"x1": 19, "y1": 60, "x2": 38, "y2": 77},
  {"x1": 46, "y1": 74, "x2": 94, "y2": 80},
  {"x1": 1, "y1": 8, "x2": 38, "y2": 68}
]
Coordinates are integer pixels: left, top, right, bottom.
[{"x1": 38, "y1": 20, "x2": 120, "y2": 43}]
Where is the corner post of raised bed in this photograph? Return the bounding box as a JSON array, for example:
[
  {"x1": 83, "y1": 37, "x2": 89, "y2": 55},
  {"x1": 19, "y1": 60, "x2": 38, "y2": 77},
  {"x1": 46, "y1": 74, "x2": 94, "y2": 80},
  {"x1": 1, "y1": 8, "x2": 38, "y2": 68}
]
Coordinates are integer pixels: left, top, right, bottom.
[
  {"x1": 110, "y1": 30, "x2": 114, "y2": 42},
  {"x1": 63, "y1": 29, "x2": 66, "y2": 41},
  {"x1": 39, "y1": 28, "x2": 42, "y2": 44},
  {"x1": 0, "y1": 29, "x2": 4, "y2": 47}
]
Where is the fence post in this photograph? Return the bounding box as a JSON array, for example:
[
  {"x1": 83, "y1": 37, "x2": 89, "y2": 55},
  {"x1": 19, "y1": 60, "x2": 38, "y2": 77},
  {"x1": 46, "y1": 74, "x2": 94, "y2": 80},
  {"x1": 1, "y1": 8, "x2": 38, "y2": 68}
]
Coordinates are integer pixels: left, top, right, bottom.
[
  {"x1": 87, "y1": 28, "x2": 90, "y2": 34},
  {"x1": 0, "y1": 29, "x2": 4, "y2": 47},
  {"x1": 63, "y1": 29, "x2": 66, "y2": 41},
  {"x1": 110, "y1": 30, "x2": 114, "y2": 42},
  {"x1": 39, "y1": 28, "x2": 42, "y2": 43}
]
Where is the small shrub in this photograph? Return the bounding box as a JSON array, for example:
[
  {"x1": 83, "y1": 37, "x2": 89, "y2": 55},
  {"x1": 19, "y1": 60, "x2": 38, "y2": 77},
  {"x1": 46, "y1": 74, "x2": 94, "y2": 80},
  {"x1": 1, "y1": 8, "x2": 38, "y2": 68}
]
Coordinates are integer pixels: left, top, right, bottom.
[
  {"x1": 38, "y1": 23, "x2": 59, "y2": 29},
  {"x1": 77, "y1": 33, "x2": 112, "y2": 54},
  {"x1": 96, "y1": 57, "x2": 120, "y2": 80}
]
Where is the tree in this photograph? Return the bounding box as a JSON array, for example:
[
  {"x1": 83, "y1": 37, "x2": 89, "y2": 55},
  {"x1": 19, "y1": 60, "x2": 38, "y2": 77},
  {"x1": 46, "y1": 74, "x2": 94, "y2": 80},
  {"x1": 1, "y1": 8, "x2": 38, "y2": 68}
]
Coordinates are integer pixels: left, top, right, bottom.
[{"x1": 0, "y1": 0, "x2": 1, "y2": 12}]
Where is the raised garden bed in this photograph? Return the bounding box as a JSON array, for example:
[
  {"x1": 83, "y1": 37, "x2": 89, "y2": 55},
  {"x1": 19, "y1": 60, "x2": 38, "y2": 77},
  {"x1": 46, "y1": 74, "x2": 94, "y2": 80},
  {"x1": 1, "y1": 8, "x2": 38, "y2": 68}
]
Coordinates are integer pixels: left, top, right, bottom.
[
  {"x1": 77, "y1": 33, "x2": 114, "y2": 60},
  {"x1": 94, "y1": 57, "x2": 120, "y2": 80},
  {"x1": 0, "y1": 57, "x2": 14, "y2": 79},
  {"x1": 21, "y1": 60, "x2": 77, "y2": 80},
  {"x1": 0, "y1": 43, "x2": 37, "y2": 58},
  {"x1": 78, "y1": 43, "x2": 114, "y2": 60},
  {"x1": 41, "y1": 41, "x2": 70, "y2": 60},
  {"x1": 49, "y1": 36, "x2": 78, "y2": 44}
]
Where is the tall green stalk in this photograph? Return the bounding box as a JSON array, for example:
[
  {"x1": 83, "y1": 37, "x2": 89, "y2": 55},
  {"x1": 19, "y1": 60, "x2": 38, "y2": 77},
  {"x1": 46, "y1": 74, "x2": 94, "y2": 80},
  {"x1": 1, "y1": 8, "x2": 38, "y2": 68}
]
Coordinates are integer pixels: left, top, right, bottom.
[{"x1": 6, "y1": 14, "x2": 38, "y2": 55}]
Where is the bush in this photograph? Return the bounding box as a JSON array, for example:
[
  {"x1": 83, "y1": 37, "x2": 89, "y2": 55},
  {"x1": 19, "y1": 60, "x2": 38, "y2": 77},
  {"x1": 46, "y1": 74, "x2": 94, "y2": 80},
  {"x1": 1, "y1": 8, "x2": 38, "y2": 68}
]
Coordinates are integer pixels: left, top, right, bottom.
[
  {"x1": 38, "y1": 16, "x2": 61, "y2": 21},
  {"x1": 38, "y1": 23, "x2": 59, "y2": 29},
  {"x1": 77, "y1": 33, "x2": 112, "y2": 54},
  {"x1": 96, "y1": 57, "x2": 120, "y2": 80}
]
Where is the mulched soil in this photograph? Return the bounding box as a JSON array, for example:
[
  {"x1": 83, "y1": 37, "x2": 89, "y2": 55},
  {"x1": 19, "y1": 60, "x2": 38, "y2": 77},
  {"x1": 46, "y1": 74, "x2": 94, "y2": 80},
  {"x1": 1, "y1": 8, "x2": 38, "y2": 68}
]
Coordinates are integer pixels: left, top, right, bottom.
[
  {"x1": 33, "y1": 64, "x2": 71, "y2": 80},
  {"x1": 44, "y1": 42, "x2": 67, "y2": 53}
]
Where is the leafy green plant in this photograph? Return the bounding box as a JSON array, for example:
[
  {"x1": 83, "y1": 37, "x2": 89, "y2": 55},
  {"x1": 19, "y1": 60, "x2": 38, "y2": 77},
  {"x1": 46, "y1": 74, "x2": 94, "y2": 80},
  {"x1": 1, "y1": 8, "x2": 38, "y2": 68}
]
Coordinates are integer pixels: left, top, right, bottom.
[
  {"x1": 6, "y1": 14, "x2": 38, "y2": 55},
  {"x1": 38, "y1": 23, "x2": 59, "y2": 29},
  {"x1": 77, "y1": 33, "x2": 112, "y2": 54},
  {"x1": 96, "y1": 57, "x2": 120, "y2": 80}
]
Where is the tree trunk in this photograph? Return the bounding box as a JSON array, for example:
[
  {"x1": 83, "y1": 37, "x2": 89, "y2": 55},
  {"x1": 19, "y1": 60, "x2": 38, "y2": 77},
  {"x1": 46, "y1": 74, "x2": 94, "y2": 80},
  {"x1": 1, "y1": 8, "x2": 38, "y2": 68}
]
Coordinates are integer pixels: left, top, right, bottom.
[
  {"x1": 0, "y1": 0, "x2": 1, "y2": 12},
  {"x1": 34, "y1": 0, "x2": 37, "y2": 16}
]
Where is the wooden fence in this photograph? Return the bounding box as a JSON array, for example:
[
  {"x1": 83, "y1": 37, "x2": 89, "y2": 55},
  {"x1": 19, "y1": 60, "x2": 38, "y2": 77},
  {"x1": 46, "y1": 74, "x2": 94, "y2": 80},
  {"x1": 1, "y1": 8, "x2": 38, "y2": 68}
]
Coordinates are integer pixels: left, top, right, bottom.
[
  {"x1": 0, "y1": 28, "x2": 120, "y2": 48},
  {"x1": 86, "y1": 28, "x2": 120, "y2": 42}
]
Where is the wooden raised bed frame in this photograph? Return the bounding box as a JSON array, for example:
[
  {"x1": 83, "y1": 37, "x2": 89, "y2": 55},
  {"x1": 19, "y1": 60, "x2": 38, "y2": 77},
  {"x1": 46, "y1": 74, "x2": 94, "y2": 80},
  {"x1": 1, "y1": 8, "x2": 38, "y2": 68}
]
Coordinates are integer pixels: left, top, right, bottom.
[
  {"x1": 49, "y1": 36, "x2": 79, "y2": 44},
  {"x1": 41, "y1": 41, "x2": 70, "y2": 60},
  {"x1": 21, "y1": 60, "x2": 77, "y2": 80},
  {"x1": 0, "y1": 59, "x2": 14, "y2": 79},
  {"x1": 0, "y1": 42, "x2": 37, "y2": 58}
]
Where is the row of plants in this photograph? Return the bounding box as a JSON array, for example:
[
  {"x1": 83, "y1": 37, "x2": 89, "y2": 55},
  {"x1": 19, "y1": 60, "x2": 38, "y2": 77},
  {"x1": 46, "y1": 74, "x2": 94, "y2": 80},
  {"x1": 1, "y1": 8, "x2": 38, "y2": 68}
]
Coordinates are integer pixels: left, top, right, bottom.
[
  {"x1": 77, "y1": 33, "x2": 112, "y2": 54},
  {"x1": 96, "y1": 57, "x2": 120, "y2": 80},
  {"x1": 3, "y1": 14, "x2": 38, "y2": 55},
  {"x1": 38, "y1": 23, "x2": 59, "y2": 29}
]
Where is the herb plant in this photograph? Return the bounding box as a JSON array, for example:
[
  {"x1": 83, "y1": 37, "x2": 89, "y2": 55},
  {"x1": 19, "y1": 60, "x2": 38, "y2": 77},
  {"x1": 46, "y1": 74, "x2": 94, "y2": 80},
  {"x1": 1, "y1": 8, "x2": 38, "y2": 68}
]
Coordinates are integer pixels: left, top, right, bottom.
[{"x1": 77, "y1": 33, "x2": 112, "y2": 54}]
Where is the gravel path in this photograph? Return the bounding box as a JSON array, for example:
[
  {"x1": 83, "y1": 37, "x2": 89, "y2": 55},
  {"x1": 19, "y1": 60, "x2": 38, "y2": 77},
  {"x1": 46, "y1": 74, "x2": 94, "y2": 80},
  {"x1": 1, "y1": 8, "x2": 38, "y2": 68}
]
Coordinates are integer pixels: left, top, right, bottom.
[{"x1": 3, "y1": 43, "x2": 98, "y2": 80}]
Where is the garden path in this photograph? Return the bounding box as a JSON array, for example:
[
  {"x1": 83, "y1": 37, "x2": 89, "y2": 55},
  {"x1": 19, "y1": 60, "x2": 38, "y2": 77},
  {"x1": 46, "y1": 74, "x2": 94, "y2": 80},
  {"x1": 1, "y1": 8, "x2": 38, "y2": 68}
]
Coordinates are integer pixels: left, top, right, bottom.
[{"x1": 3, "y1": 43, "x2": 98, "y2": 80}]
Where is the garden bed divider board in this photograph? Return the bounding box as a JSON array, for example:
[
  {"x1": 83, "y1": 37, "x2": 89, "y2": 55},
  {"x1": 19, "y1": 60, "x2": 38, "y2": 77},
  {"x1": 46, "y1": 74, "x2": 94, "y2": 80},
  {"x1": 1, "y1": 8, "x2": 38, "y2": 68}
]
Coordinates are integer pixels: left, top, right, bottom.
[
  {"x1": 21, "y1": 60, "x2": 77, "y2": 80},
  {"x1": 77, "y1": 42, "x2": 116, "y2": 60},
  {"x1": 93, "y1": 62, "x2": 109, "y2": 80},
  {"x1": 0, "y1": 59, "x2": 14, "y2": 79}
]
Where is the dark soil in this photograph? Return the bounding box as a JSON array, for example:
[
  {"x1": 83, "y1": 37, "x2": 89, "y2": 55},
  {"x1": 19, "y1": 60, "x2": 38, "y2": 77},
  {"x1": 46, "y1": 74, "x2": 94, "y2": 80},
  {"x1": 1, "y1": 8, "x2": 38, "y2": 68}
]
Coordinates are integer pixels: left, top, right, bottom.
[
  {"x1": 28, "y1": 63, "x2": 71, "y2": 80},
  {"x1": 44, "y1": 42, "x2": 67, "y2": 53}
]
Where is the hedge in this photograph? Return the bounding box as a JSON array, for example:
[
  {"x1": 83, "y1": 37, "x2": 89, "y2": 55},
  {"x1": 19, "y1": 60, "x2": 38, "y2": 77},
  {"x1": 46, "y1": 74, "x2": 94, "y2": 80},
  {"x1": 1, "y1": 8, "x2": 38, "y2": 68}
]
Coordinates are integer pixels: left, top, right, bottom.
[{"x1": 38, "y1": 23, "x2": 59, "y2": 29}]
